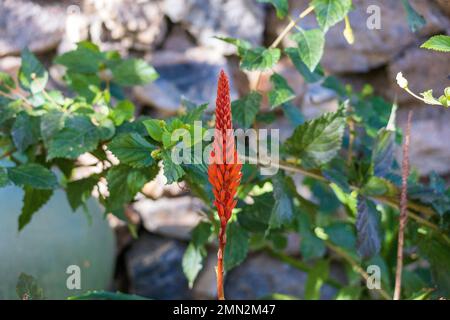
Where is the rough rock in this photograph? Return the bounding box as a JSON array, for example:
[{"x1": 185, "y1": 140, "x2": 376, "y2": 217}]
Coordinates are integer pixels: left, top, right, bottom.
[
  {"x1": 162, "y1": 0, "x2": 265, "y2": 55},
  {"x1": 436, "y1": 0, "x2": 450, "y2": 17},
  {"x1": 162, "y1": 25, "x2": 196, "y2": 52},
  {"x1": 0, "y1": 0, "x2": 67, "y2": 56},
  {"x1": 224, "y1": 252, "x2": 338, "y2": 299},
  {"x1": 397, "y1": 107, "x2": 450, "y2": 175},
  {"x1": 272, "y1": 0, "x2": 450, "y2": 73},
  {"x1": 387, "y1": 46, "x2": 449, "y2": 105},
  {"x1": 125, "y1": 232, "x2": 192, "y2": 299},
  {"x1": 132, "y1": 196, "x2": 205, "y2": 240},
  {"x1": 83, "y1": 0, "x2": 167, "y2": 53},
  {"x1": 133, "y1": 48, "x2": 237, "y2": 113}
]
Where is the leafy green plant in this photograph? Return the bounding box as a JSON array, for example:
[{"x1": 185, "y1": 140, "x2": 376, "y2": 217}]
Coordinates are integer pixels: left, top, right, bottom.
[{"x1": 1, "y1": 0, "x2": 449, "y2": 301}]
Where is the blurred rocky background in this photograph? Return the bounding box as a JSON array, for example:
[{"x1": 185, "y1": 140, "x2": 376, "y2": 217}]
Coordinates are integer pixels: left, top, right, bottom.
[{"x1": 1, "y1": 0, "x2": 449, "y2": 299}]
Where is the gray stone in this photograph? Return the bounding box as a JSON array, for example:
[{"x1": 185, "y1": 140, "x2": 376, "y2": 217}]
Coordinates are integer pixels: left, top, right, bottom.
[
  {"x1": 274, "y1": 0, "x2": 450, "y2": 73},
  {"x1": 0, "y1": 0, "x2": 67, "y2": 56},
  {"x1": 224, "y1": 252, "x2": 338, "y2": 299},
  {"x1": 162, "y1": 0, "x2": 265, "y2": 55},
  {"x1": 134, "y1": 48, "x2": 237, "y2": 113},
  {"x1": 84, "y1": 0, "x2": 167, "y2": 53},
  {"x1": 133, "y1": 196, "x2": 205, "y2": 240},
  {"x1": 125, "y1": 232, "x2": 192, "y2": 299}
]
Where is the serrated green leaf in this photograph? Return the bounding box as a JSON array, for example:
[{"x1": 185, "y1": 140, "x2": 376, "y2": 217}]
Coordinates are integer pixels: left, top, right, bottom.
[
  {"x1": 19, "y1": 49, "x2": 48, "y2": 94},
  {"x1": 257, "y1": 0, "x2": 288, "y2": 18},
  {"x1": 304, "y1": 260, "x2": 329, "y2": 300},
  {"x1": 270, "y1": 173, "x2": 294, "y2": 229},
  {"x1": 422, "y1": 35, "x2": 450, "y2": 52},
  {"x1": 108, "y1": 133, "x2": 155, "y2": 168},
  {"x1": 19, "y1": 187, "x2": 53, "y2": 231},
  {"x1": 224, "y1": 221, "x2": 249, "y2": 272},
  {"x1": 47, "y1": 115, "x2": 100, "y2": 160},
  {"x1": 285, "y1": 47, "x2": 325, "y2": 83},
  {"x1": 0, "y1": 71, "x2": 16, "y2": 93},
  {"x1": 66, "y1": 175, "x2": 99, "y2": 211},
  {"x1": 268, "y1": 73, "x2": 295, "y2": 109},
  {"x1": 290, "y1": 28, "x2": 325, "y2": 72},
  {"x1": 105, "y1": 164, "x2": 159, "y2": 211},
  {"x1": 361, "y1": 176, "x2": 397, "y2": 197},
  {"x1": 8, "y1": 164, "x2": 58, "y2": 189},
  {"x1": 0, "y1": 98, "x2": 22, "y2": 125},
  {"x1": 64, "y1": 72, "x2": 101, "y2": 101},
  {"x1": 421, "y1": 89, "x2": 444, "y2": 106},
  {"x1": 324, "y1": 222, "x2": 356, "y2": 250},
  {"x1": 110, "y1": 100, "x2": 135, "y2": 126},
  {"x1": 312, "y1": 0, "x2": 352, "y2": 32},
  {"x1": 111, "y1": 58, "x2": 158, "y2": 86},
  {"x1": 232, "y1": 91, "x2": 261, "y2": 129},
  {"x1": 356, "y1": 196, "x2": 381, "y2": 259},
  {"x1": 182, "y1": 222, "x2": 212, "y2": 288},
  {"x1": 298, "y1": 213, "x2": 326, "y2": 260},
  {"x1": 11, "y1": 112, "x2": 40, "y2": 152},
  {"x1": 161, "y1": 150, "x2": 185, "y2": 184},
  {"x1": 241, "y1": 47, "x2": 281, "y2": 71},
  {"x1": 285, "y1": 109, "x2": 345, "y2": 167},
  {"x1": 401, "y1": 0, "x2": 426, "y2": 33},
  {"x1": 16, "y1": 273, "x2": 45, "y2": 300}
]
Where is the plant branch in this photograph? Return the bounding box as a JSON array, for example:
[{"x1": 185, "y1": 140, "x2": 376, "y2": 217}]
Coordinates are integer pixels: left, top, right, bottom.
[
  {"x1": 325, "y1": 242, "x2": 391, "y2": 300},
  {"x1": 393, "y1": 111, "x2": 412, "y2": 300},
  {"x1": 253, "y1": 5, "x2": 315, "y2": 91}
]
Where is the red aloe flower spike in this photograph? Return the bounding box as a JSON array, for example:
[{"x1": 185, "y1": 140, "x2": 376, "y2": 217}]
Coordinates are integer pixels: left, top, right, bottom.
[{"x1": 207, "y1": 70, "x2": 242, "y2": 300}]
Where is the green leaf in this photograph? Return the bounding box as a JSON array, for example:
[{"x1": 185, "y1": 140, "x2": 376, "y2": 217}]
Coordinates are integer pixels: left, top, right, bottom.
[
  {"x1": 110, "y1": 100, "x2": 135, "y2": 126},
  {"x1": 285, "y1": 48, "x2": 325, "y2": 83},
  {"x1": 111, "y1": 59, "x2": 158, "y2": 86},
  {"x1": 298, "y1": 213, "x2": 326, "y2": 260},
  {"x1": 19, "y1": 49, "x2": 48, "y2": 94},
  {"x1": 11, "y1": 112, "x2": 40, "y2": 152},
  {"x1": 356, "y1": 196, "x2": 381, "y2": 259},
  {"x1": 0, "y1": 167, "x2": 10, "y2": 187},
  {"x1": 161, "y1": 150, "x2": 185, "y2": 184},
  {"x1": 270, "y1": 173, "x2": 295, "y2": 229},
  {"x1": 108, "y1": 133, "x2": 155, "y2": 168},
  {"x1": 335, "y1": 286, "x2": 362, "y2": 300},
  {"x1": 214, "y1": 37, "x2": 252, "y2": 57},
  {"x1": 0, "y1": 98, "x2": 22, "y2": 125},
  {"x1": 143, "y1": 119, "x2": 166, "y2": 142},
  {"x1": 16, "y1": 273, "x2": 45, "y2": 300},
  {"x1": 241, "y1": 47, "x2": 281, "y2": 71},
  {"x1": 55, "y1": 42, "x2": 104, "y2": 73},
  {"x1": 182, "y1": 222, "x2": 212, "y2": 288},
  {"x1": 47, "y1": 115, "x2": 101, "y2": 160},
  {"x1": 66, "y1": 175, "x2": 99, "y2": 211},
  {"x1": 224, "y1": 221, "x2": 249, "y2": 272},
  {"x1": 361, "y1": 176, "x2": 397, "y2": 197},
  {"x1": 401, "y1": 0, "x2": 426, "y2": 33},
  {"x1": 285, "y1": 108, "x2": 345, "y2": 167},
  {"x1": 40, "y1": 110, "x2": 66, "y2": 147},
  {"x1": 421, "y1": 35, "x2": 450, "y2": 52},
  {"x1": 324, "y1": 222, "x2": 356, "y2": 250},
  {"x1": 19, "y1": 187, "x2": 53, "y2": 231},
  {"x1": 0, "y1": 71, "x2": 16, "y2": 93},
  {"x1": 105, "y1": 164, "x2": 159, "y2": 211},
  {"x1": 421, "y1": 89, "x2": 445, "y2": 106},
  {"x1": 268, "y1": 73, "x2": 295, "y2": 109},
  {"x1": 238, "y1": 193, "x2": 273, "y2": 233},
  {"x1": 257, "y1": 0, "x2": 288, "y2": 19},
  {"x1": 8, "y1": 164, "x2": 58, "y2": 189},
  {"x1": 64, "y1": 72, "x2": 101, "y2": 101},
  {"x1": 179, "y1": 101, "x2": 208, "y2": 124},
  {"x1": 290, "y1": 28, "x2": 325, "y2": 72},
  {"x1": 232, "y1": 91, "x2": 261, "y2": 128},
  {"x1": 304, "y1": 260, "x2": 329, "y2": 300},
  {"x1": 182, "y1": 243, "x2": 205, "y2": 289},
  {"x1": 312, "y1": 0, "x2": 352, "y2": 32},
  {"x1": 372, "y1": 128, "x2": 395, "y2": 177}
]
